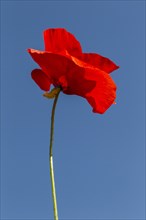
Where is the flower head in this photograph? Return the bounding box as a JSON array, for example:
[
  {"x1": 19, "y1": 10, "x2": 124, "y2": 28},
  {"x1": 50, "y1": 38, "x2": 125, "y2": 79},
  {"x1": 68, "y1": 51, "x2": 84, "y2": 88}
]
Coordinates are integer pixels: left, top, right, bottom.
[{"x1": 28, "y1": 28, "x2": 119, "y2": 113}]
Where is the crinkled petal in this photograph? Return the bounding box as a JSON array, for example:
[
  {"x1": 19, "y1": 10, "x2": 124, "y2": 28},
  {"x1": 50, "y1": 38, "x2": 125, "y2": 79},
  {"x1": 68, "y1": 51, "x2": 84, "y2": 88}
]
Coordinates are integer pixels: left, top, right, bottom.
[
  {"x1": 28, "y1": 48, "x2": 98, "y2": 91},
  {"x1": 79, "y1": 53, "x2": 119, "y2": 73},
  {"x1": 84, "y1": 69, "x2": 117, "y2": 113},
  {"x1": 63, "y1": 67, "x2": 116, "y2": 114},
  {"x1": 31, "y1": 69, "x2": 51, "y2": 91},
  {"x1": 28, "y1": 49, "x2": 116, "y2": 113},
  {"x1": 44, "y1": 28, "x2": 82, "y2": 57},
  {"x1": 28, "y1": 49, "x2": 73, "y2": 87}
]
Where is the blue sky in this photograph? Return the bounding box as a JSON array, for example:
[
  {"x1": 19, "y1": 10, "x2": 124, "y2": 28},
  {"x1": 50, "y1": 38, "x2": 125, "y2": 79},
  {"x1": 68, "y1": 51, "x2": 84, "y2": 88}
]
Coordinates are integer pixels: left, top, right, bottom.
[{"x1": 1, "y1": 0, "x2": 145, "y2": 219}]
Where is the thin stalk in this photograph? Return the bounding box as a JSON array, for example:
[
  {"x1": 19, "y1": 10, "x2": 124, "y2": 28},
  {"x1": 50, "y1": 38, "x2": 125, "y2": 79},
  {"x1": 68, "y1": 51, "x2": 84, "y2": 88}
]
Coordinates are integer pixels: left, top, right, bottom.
[{"x1": 49, "y1": 88, "x2": 61, "y2": 220}]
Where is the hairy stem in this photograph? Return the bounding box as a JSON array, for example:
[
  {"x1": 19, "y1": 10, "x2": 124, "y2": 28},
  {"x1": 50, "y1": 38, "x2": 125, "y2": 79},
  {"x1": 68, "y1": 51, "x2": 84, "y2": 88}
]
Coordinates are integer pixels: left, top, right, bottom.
[{"x1": 49, "y1": 88, "x2": 61, "y2": 220}]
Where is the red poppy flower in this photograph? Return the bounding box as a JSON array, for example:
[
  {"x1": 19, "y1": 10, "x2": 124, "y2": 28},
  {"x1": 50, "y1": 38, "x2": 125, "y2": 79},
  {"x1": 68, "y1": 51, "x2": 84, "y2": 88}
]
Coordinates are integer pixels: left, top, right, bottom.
[{"x1": 28, "y1": 28, "x2": 119, "y2": 114}]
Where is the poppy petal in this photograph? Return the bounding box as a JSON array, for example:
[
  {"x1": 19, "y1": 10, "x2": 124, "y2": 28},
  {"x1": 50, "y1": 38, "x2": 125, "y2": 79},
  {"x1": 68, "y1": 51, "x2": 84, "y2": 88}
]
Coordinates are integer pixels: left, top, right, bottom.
[
  {"x1": 79, "y1": 53, "x2": 119, "y2": 73},
  {"x1": 31, "y1": 69, "x2": 51, "y2": 91},
  {"x1": 43, "y1": 28, "x2": 82, "y2": 57},
  {"x1": 63, "y1": 67, "x2": 116, "y2": 114},
  {"x1": 28, "y1": 49, "x2": 71, "y2": 86},
  {"x1": 28, "y1": 49, "x2": 117, "y2": 113},
  {"x1": 28, "y1": 48, "x2": 98, "y2": 91},
  {"x1": 84, "y1": 69, "x2": 117, "y2": 113}
]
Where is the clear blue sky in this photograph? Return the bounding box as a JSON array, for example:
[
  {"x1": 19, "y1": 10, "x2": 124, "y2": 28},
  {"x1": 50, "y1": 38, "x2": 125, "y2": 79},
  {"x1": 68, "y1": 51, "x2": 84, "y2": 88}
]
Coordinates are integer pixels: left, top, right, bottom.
[{"x1": 1, "y1": 0, "x2": 145, "y2": 219}]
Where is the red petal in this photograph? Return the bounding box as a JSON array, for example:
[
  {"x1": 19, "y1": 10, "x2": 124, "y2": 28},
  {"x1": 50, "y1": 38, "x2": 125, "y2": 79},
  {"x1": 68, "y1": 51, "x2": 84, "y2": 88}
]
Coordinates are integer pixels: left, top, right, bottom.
[
  {"x1": 79, "y1": 53, "x2": 119, "y2": 73},
  {"x1": 28, "y1": 49, "x2": 71, "y2": 86},
  {"x1": 84, "y1": 69, "x2": 117, "y2": 113},
  {"x1": 28, "y1": 49, "x2": 116, "y2": 113},
  {"x1": 43, "y1": 28, "x2": 82, "y2": 57},
  {"x1": 63, "y1": 67, "x2": 117, "y2": 114},
  {"x1": 31, "y1": 69, "x2": 51, "y2": 91}
]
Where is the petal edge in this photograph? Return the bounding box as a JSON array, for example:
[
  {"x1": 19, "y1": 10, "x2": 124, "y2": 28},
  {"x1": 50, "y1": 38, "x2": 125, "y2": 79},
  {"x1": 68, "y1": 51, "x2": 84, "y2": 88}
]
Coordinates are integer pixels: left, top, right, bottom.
[
  {"x1": 79, "y1": 53, "x2": 119, "y2": 73},
  {"x1": 43, "y1": 28, "x2": 82, "y2": 56}
]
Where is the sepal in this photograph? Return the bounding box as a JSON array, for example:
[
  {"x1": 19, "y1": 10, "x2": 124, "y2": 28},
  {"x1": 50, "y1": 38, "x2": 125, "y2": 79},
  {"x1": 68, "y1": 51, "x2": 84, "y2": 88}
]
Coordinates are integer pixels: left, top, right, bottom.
[{"x1": 43, "y1": 87, "x2": 61, "y2": 99}]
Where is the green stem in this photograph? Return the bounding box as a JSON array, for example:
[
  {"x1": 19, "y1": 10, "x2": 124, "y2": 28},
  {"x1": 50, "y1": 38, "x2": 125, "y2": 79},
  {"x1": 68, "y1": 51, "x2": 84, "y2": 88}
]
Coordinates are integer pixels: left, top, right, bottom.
[{"x1": 49, "y1": 88, "x2": 61, "y2": 220}]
